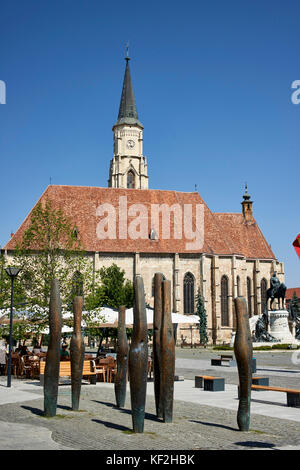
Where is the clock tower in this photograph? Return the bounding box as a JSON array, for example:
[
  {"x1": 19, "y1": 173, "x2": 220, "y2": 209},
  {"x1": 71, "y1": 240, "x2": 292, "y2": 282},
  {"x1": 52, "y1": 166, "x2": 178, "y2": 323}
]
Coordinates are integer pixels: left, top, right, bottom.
[{"x1": 108, "y1": 52, "x2": 148, "y2": 189}]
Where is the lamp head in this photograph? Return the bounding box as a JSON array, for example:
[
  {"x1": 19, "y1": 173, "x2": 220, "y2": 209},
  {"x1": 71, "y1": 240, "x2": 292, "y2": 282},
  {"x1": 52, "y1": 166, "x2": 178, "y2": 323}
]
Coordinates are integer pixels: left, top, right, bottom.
[{"x1": 5, "y1": 267, "x2": 21, "y2": 279}]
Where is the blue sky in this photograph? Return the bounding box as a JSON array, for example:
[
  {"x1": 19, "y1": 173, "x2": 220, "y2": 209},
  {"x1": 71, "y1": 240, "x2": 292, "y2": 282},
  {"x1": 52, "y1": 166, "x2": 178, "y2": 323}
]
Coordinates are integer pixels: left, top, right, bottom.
[{"x1": 0, "y1": 0, "x2": 299, "y2": 286}]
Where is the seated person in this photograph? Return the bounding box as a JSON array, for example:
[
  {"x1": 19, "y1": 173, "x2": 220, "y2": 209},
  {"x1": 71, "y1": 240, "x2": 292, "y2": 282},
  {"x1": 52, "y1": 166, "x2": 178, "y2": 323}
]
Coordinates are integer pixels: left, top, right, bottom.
[
  {"x1": 32, "y1": 344, "x2": 43, "y2": 355},
  {"x1": 19, "y1": 345, "x2": 30, "y2": 356},
  {"x1": 60, "y1": 345, "x2": 70, "y2": 360}
]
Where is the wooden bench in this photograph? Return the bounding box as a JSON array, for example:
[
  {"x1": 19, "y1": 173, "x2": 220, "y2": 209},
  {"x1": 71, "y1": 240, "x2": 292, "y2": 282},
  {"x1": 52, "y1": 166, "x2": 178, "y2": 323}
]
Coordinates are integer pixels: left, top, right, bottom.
[
  {"x1": 195, "y1": 375, "x2": 225, "y2": 391},
  {"x1": 211, "y1": 355, "x2": 256, "y2": 372},
  {"x1": 211, "y1": 355, "x2": 236, "y2": 366},
  {"x1": 252, "y1": 376, "x2": 269, "y2": 386},
  {"x1": 40, "y1": 360, "x2": 97, "y2": 385},
  {"x1": 251, "y1": 384, "x2": 300, "y2": 407}
]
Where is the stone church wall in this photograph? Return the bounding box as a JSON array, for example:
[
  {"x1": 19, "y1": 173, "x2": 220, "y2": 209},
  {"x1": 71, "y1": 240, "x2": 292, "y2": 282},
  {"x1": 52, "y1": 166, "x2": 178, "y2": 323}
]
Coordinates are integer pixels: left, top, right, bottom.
[{"x1": 3, "y1": 249, "x2": 284, "y2": 345}]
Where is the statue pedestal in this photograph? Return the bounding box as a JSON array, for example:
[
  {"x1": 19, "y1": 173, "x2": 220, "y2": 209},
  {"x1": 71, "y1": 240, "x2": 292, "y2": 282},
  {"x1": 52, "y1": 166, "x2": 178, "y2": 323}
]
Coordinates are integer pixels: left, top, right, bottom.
[{"x1": 268, "y1": 310, "x2": 295, "y2": 343}]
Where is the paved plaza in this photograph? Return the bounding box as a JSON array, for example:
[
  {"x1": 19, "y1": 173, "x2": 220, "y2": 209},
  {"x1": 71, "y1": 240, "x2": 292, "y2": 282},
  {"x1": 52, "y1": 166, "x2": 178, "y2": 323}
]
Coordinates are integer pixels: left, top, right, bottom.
[{"x1": 1, "y1": 348, "x2": 300, "y2": 451}]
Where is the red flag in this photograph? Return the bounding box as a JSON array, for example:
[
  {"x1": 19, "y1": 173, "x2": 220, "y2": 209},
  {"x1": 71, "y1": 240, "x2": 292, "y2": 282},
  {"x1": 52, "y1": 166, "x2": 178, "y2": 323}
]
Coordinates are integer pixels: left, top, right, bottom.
[{"x1": 293, "y1": 234, "x2": 300, "y2": 259}]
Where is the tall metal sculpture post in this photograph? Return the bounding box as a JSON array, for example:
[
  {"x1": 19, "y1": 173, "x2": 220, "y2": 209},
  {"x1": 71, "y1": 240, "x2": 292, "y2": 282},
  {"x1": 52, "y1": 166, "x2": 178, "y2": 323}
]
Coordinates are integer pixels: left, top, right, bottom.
[
  {"x1": 115, "y1": 305, "x2": 129, "y2": 408},
  {"x1": 129, "y1": 275, "x2": 148, "y2": 433},
  {"x1": 234, "y1": 297, "x2": 253, "y2": 431},
  {"x1": 44, "y1": 279, "x2": 62, "y2": 417},
  {"x1": 153, "y1": 272, "x2": 164, "y2": 418},
  {"x1": 161, "y1": 279, "x2": 175, "y2": 423},
  {"x1": 70, "y1": 296, "x2": 85, "y2": 411}
]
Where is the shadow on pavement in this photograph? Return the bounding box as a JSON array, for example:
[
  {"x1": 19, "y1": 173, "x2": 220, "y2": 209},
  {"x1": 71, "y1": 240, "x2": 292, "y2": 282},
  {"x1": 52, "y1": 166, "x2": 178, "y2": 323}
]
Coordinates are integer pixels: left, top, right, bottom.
[
  {"x1": 250, "y1": 398, "x2": 287, "y2": 408},
  {"x1": 92, "y1": 400, "x2": 161, "y2": 422},
  {"x1": 189, "y1": 419, "x2": 237, "y2": 432},
  {"x1": 92, "y1": 418, "x2": 131, "y2": 432},
  {"x1": 21, "y1": 405, "x2": 44, "y2": 416},
  {"x1": 235, "y1": 441, "x2": 275, "y2": 448},
  {"x1": 256, "y1": 368, "x2": 300, "y2": 374}
]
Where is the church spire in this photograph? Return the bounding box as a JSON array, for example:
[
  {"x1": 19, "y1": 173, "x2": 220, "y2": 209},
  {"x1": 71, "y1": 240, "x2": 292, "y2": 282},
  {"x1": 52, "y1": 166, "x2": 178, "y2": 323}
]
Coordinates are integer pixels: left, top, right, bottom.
[
  {"x1": 241, "y1": 183, "x2": 253, "y2": 222},
  {"x1": 114, "y1": 50, "x2": 143, "y2": 129},
  {"x1": 108, "y1": 51, "x2": 148, "y2": 189}
]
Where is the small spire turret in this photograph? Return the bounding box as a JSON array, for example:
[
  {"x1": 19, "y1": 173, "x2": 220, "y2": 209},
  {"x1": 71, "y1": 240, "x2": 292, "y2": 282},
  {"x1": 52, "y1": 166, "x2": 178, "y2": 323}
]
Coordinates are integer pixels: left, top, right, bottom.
[{"x1": 241, "y1": 184, "x2": 253, "y2": 222}]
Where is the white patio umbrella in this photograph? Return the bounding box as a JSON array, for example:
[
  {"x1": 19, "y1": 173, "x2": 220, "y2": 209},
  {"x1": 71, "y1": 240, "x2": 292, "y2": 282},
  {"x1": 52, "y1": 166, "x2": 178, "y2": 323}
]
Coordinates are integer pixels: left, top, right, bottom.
[{"x1": 95, "y1": 306, "x2": 200, "y2": 328}]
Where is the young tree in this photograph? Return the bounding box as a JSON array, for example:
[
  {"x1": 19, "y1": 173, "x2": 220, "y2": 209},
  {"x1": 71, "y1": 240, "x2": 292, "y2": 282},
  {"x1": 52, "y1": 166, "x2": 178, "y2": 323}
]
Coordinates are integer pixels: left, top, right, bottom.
[
  {"x1": 85, "y1": 263, "x2": 134, "y2": 310},
  {"x1": 12, "y1": 199, "x2": 94, "y2": 333},
  {"x1": 195, "y1": 286, "x2": 208, "y2": 345},
  {"x1": 0, "y1": 253, "x2": 25, "y2": 309},
  {"x1": 289, "y1": 291, "x2": 300, "y2": 318},
  {"x1": 84, "y1": 263, "x2": 134, "y2": 353}
]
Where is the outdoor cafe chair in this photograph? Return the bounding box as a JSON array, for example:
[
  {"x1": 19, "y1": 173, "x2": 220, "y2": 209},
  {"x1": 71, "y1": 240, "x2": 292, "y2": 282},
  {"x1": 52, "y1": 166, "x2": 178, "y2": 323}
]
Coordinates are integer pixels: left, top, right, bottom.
[
  {"x1": 93, "y1": 359, "x2": 107, "y2": 382},
  {"x1": 106, "y1": 356, "x2": 117, "y2": 383}
]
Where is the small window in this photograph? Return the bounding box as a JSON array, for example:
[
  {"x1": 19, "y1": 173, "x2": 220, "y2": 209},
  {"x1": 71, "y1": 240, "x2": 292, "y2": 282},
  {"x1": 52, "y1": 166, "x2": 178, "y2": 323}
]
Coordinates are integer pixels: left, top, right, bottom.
[
  {"x1": 72, "y1": 226, "x2": 79, "y2": 240},
  {"x1": 127, "y1": 170, "x2": 135, "y2": 189},
  {"x1": 149, "y1": 228, "x2": 158, "y2": 240}
]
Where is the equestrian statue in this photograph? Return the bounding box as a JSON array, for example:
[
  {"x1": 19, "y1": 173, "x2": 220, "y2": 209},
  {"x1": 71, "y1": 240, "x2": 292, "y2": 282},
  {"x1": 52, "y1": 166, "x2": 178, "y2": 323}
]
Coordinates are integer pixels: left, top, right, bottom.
[{"x1": 265, "y1": 272, "x2": 286, "y2": 311}]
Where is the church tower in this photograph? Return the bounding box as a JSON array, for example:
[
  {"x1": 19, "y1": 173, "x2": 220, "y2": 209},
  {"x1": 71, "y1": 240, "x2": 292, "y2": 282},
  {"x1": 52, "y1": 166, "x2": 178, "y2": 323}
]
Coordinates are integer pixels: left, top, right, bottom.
[
  {"x1": 241, "y1": 184, "x2": 253, "y2": 222},
  {"x1": 108, "y1": 51, "x2": 148, "y2": 189}
]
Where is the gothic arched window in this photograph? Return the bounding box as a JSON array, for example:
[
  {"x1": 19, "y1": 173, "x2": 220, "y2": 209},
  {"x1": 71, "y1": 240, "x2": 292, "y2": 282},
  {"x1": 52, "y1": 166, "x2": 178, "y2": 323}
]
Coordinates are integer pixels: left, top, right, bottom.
[
  {"x1": 184, "y1": 272, "x2": 195, "y2": 314},
  {"x1": 127, "y1": 170, "x2": 135, "y2": 189},
  {"x1": 247, "y1": 277, "x2": 252, "y2": 317},
  {"x1": 261, "y1": 278, "x2": 268, "y2": 314},
  {"x1": 221, "y1": 275, "x2": 229, "y2": 326},
  {"x1": 236, "y1": 275, "x2": 241, "y2": 297}
]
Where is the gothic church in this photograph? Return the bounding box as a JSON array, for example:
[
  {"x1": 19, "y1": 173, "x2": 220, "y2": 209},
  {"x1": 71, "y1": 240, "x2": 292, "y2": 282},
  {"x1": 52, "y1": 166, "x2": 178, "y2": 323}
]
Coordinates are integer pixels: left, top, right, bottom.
[{"x1": 4, "y1": 54, "x2": 284, "y2": 344}]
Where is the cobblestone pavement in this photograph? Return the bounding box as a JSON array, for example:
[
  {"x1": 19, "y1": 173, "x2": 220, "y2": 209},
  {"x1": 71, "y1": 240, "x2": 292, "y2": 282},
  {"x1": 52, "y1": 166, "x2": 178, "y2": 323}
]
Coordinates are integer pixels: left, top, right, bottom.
[
  {"x1": 1, "y1": 348, "x2": 300, "y2": 451},
  {"x1": 1, "y1": 378, "x2": 300, "y2": 451}
]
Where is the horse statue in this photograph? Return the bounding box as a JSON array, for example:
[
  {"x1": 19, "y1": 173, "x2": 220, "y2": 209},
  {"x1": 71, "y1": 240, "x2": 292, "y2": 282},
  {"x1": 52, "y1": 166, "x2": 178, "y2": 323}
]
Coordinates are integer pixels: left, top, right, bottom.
[
  {"x1": 265, "y1": 272, "x2": 286, "y2": 311},
  {"x1": 266, "y1": 283, "x2": 286, "y2": 310}
]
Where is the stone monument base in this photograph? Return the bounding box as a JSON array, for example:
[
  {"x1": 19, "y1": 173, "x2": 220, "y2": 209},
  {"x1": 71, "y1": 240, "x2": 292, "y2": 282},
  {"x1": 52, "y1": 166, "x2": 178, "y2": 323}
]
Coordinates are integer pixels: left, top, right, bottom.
[
  {"x1": 268, "y1": 310, "x2": 296, "y2": 343},
  {"x1": 229, "y1": 313, "x2": 300, "y2": 347}
]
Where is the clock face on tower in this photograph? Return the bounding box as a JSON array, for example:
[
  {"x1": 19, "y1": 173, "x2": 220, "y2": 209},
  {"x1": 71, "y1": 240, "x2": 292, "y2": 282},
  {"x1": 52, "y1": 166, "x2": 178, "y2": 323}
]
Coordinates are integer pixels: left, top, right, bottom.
[{"x1": 126, "y1": 139, "x2": 135, "y2": 149}]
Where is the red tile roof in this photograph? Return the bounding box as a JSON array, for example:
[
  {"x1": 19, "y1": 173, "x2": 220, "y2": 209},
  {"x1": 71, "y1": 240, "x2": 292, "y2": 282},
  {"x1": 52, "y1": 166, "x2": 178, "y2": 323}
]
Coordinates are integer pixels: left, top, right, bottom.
[
  {"x1": 214, "y1": 213, "x2": 275, "y2": 259},
  {"x1": 286, "y1": 288, "x2": 300, "y2": 301},
  {"x1": 4, "y1": 185, "x2": 276, "y2": 259}
]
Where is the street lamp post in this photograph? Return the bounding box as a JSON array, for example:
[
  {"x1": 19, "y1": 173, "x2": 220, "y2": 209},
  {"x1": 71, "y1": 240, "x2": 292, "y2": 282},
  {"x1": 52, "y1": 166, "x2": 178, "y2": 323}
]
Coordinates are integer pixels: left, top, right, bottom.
[{"x1": 5, "y1": 267, "x2": 21, "y2": 388}]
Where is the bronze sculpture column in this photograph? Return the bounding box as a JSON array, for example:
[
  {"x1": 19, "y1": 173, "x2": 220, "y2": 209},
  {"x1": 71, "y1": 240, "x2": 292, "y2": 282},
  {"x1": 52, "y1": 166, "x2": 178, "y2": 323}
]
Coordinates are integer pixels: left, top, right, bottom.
[
  {"x1": 44, "y1": 279, "x2": 62, "y2": 417},
  {"x1": 129, "y1": 275, "x2": 148, "y2": 433},
  {"x1": 234, "y1": 296, "x2": 253, "y2": 431},
  {"x1": 161, "y1": 279, "x2": 175, "y2": 423},
  {"x1": 115, "y1": 305, "x2": 129, "y2": 408},
  {"x1": 153, "y1": 272, "x2": 164, "y2": 418},
  {"x1": 70, "y1": 296, "x2": 85, "y2": 411}
]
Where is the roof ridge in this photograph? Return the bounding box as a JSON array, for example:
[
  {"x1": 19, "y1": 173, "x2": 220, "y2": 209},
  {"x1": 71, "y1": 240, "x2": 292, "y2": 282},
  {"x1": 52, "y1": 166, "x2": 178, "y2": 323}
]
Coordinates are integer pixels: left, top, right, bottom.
[{"x1": 47, "y1": 185, "x2": 202, "y2": 195}]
